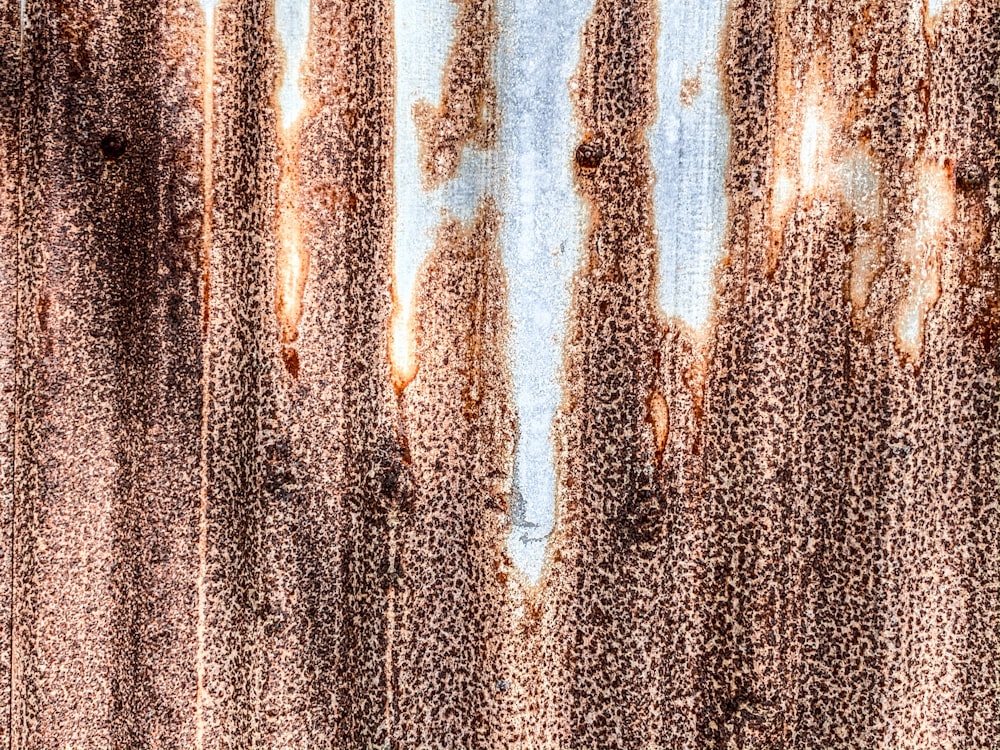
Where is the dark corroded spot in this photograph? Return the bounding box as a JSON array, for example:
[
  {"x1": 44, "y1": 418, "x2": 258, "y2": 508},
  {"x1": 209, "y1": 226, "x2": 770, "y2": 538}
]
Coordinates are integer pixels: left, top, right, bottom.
[
  {"x1": 955, "y1": 161, "x2": 985, "y2": 191},
  {"x1": 99, "y1": 133, "x2": 127, "y2": 160},
  {"x1": 575, "y1": 141, "x2": 604, "y2": 169},
  {"x1": 281, "y1": 345, "x2": 300, "y2": 377}
]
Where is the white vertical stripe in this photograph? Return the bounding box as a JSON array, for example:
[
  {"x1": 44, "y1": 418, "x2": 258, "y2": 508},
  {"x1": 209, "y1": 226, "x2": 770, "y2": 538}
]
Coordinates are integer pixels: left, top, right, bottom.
[
  {"x1": 274, "y1": 0, "x2": 310, "y2": 130},
  {"x1": 495, "y1": 0, "x2": 590, "y2": 582},
  {"x1": 652, "y1": 0, "x2": 729, "y2": 332}
]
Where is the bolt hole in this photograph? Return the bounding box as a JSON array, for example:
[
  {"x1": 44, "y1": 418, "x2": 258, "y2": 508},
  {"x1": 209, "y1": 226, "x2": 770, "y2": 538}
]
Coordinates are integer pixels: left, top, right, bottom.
[
  {"x1": 99, "y1": 133, "x2": 127, "y2": 160},
  {"x1": 575, "y1": 141, "x2": 604, "y2": 169}
]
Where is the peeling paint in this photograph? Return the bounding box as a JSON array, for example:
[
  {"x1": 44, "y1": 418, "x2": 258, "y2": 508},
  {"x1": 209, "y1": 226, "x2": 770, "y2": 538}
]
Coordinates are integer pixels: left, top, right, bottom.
[
  {"x1": 392, "y1": 0, "x2": 491, "y2": 391},
  {"x1": 495, "y1": 0, "x2": 590, "y2": 580},
  {"x1": 273, "y1": 0, "x2": 310, "y2": 355},
  {"x1": 839, "y1": 149, "x2": 884, "y2": 316}
]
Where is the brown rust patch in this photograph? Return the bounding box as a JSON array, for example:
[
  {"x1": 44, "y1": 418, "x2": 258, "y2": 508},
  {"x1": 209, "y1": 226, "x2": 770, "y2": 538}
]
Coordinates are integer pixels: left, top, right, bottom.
[
  {"x1": 679, "y1": 68, "x2": 702, "y2": 107},
  {"x1": 413, "y1": 0, "x2": 498, "y2": 189},
  {"x1": 13, "y1": 0, "x2": 207, "y2": 746},
  {"x1": 394, "y1": 196, "x2": 517, "y2": 746},
  {"x1": 534, "y1": 0, "x2": 663, "y2": 744}
]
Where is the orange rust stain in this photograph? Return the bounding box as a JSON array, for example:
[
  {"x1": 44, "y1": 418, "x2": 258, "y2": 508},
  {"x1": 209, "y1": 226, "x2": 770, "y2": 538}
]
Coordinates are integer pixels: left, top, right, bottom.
[
  {"x1": 679, "y1": 69, "x2": 701, "y2": 107},
  {"x1": 769, "y1": 42, "x2": 840, "y2": 268},
  {"x1": 648, "y1": 390, "x2": 669, "y2": 455},
  {"x1": 894, "y1": 158, "x2": 954, "y2": 363},
  {"x1": 275, "y1": 130, "x2": 308, "y2": 351},
  {"x1": 389, "y1": 305, "x2": 418, "y2": 392}
]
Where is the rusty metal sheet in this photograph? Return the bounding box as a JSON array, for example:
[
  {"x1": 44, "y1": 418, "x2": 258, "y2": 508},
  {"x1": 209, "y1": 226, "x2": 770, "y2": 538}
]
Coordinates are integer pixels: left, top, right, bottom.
[{"x1": 3, "y1": 0, "x2": 998, "y2": 748}]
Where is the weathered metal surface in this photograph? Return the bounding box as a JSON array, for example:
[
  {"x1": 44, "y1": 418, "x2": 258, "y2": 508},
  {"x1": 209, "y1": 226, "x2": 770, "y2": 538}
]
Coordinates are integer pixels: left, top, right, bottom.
[
  {"x1": 11, "y1": 0, "x2": 204, "y2": 746},
  {"x1": 2, "y1": 0, "x2": 997, "y2": 748}
]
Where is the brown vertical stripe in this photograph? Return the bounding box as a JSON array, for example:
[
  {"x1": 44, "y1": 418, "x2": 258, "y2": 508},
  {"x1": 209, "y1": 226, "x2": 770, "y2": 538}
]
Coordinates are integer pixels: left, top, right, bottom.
[
  {"x1": 413, "y1": 0, "x2": 498, "y2": 190},
  {"x1": 297, "y1": 0, "x2": 399, "y2": 744},
  {"x1": 533, "y1": 0, "x2": 662, "y2": 745},
  {"x1": 0, "y1": 0, "x2": 18, "y2": 745},
  {"x1": 12, "y1": 0, "x2": 204, "y2": 746},
  {"x1": 2, "y1": 1, "x2": 997, "y2": 746},
  {"x1": 394, "y1": 199, "x2": 518, "y2": 747},
  {"x1": 200, "y1": 0, "x2": 279, "y2": 747},
  {"x1": 698, "y1": 1, "x2": 1000, "y2": 748}
]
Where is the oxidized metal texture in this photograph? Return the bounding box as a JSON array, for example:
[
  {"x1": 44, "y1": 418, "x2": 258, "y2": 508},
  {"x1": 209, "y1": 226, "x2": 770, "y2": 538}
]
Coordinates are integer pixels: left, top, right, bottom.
[{"x1": 1, "y1": 1, "x2": 997, "y2": 749}]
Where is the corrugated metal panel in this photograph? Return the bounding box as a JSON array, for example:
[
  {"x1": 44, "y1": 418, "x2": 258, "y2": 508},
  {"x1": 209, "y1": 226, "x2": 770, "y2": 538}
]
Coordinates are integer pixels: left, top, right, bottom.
[{"x1": 2, "y1": 0, "x2": 998, "y2": 747}]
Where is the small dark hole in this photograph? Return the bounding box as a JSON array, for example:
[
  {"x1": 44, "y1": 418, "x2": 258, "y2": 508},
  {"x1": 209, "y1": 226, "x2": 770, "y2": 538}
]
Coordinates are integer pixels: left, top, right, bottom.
[
  {"x1": 575, "y1": 141, "x2": 603, "y2": 169},
  {"x1": 99, "y1": 133, "x2": 127, "y2": 160}
]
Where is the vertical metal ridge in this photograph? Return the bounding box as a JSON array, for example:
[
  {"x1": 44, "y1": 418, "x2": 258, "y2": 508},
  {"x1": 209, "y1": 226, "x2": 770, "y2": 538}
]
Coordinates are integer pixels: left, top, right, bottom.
[{"x1": 534, "y1": 0, "x2": 664, "y2": 744}]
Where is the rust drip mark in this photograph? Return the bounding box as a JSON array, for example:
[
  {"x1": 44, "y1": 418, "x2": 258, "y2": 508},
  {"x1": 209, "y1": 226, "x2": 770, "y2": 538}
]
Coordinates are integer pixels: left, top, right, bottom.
[
  {"x1": 894, "y1": 158, "x2": 954, "y2": 364},
  {"x1": 648, "y1": 391, "x2": 669, "y2": 457},
  {"x1": 537, "y1": 0, "x2": 660, "y2": 740},
  {"x1": 769, "y1": 33, "x2": 840, "y2": 269},
  {"x1": 413, "y1": 0, "x2": 498, "y2": 189},
  {"x1": 275, "y1": 129, "x2": 308, "y2": 357},
  {"x1": 456, "y1": 199, "x2": 501, "y2": 421},
  {"x1": 390, "y1": 300, "x2": 417, "y2": 393}
]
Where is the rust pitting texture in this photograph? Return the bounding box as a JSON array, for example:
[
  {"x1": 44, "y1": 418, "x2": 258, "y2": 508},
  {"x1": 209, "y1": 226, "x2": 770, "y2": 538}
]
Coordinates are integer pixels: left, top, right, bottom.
[
  {"x1": 393, "y1": 198, "x2": 519, "y2": 747},
  {"x1": 2, "y1": 0, "x2": 998, "y2": 748},
  {"x1": 413, "y1": 0, "x2": 498, "y2": 189}
]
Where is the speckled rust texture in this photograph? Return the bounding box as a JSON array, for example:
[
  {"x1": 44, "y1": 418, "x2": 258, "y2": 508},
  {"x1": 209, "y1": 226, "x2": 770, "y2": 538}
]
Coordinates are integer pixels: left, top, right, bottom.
[
  {"x1": 1, "y1": 0, "x2": 17, "y2": 745},
  {"x1": 693, "y1": 2, "x2": 999, "y2": 748},
  {"x1": 12, "y1": 0, "x2": 205, "y2": 746},
  {"x1": 527, "y1": 0, "x2": 664, "y2": 745},
  {"x1": 201, "y1": 0, "x2": 401, "y2": 747},
  {"x1": 413, "y1": 0, "x2": 498, "y2": 189},
  {"x1": 393, "y1": 199, "x2": 518, "y2": 748},
  {"x1": 297, "y1": 0, "x2": 399, "y2": 744},
  {"x1": 199, "y1": 1, "x2": 282, "y2": 746},
  {"x1": 3, "y1": 0, "x2": 998, "y2": 748}
]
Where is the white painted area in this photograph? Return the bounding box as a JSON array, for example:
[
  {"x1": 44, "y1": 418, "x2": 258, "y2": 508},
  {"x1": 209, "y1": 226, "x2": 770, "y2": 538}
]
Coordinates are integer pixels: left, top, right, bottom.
[
  {"x1": 839, "y1": 151, "x2": 880, "y2": 222},
  {"x1": 495, "y1": 0, "x2": 590, "y2": 582},
  {"x1": 895, "y1": 160, "x2": 953, "y2": 360},
  {"x1": 197, "y1": 0, "x2": 217, "y2": 24},
  {"x1": 840, "y1": 150, "x2": 883, "y2": 312},
  {"x1": 927, "y1": 0, "x2": 948, "y2": 20},
  {"x1": 274, "y1": 0, "x2": 310, "y2": 130},
  {"x1": 652, "y1": 0, "x2": 730, "y2": 330},
  {"x1": 393, "y1": 0, "x2": 492, "y2": 380}
]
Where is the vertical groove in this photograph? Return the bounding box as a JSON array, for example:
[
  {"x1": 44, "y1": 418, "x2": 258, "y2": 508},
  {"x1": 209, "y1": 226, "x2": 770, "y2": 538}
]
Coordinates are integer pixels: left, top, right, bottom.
[
  {"x1": 299, "y1": 0, "x2": 398, "y2": 742},
  {"x1": 394, "y1": 199, "x2": 518, "y2": 747},
  {"x1": 194, "y1": 3, "x2": 215, "y2": 748},
  {"x1": 1, "y1": 0, "x2": 18, "y2": 746},
  {"x1": 199, "y1": 0, "x2": 279, "y2": 746}
]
